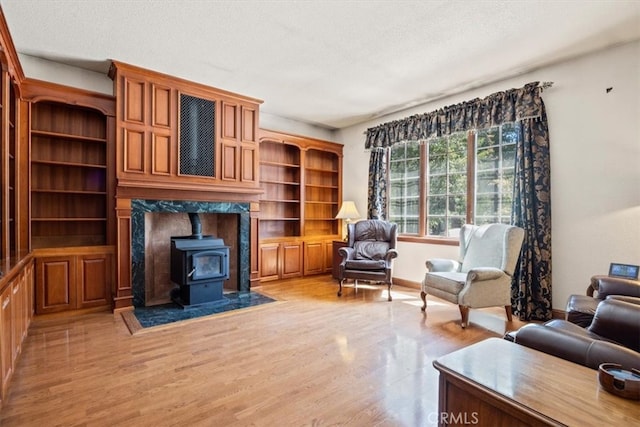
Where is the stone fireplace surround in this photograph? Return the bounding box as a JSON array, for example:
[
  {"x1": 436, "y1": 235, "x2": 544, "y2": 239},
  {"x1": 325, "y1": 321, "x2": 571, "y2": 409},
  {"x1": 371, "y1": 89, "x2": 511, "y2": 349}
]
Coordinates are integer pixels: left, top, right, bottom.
[{"x1": 130, "y1": 199, "x2": 251, "y2": 308}]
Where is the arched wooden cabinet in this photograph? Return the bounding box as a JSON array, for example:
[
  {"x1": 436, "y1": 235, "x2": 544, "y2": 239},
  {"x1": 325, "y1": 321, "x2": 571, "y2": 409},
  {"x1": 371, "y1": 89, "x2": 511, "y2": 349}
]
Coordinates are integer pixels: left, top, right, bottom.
[{"x1": 21, "y1": 80, "x2": 117, "y2": 315}]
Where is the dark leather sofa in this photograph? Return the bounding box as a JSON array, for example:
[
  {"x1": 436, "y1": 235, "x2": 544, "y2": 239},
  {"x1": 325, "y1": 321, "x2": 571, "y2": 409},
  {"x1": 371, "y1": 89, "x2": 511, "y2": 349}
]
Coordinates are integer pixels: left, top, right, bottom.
[
  {"x1": 506, "y1": 297, "x2": 640, "y2": 370},
  {"x1": 566, "y1": 275, "x2": 640, "y2": 327}
]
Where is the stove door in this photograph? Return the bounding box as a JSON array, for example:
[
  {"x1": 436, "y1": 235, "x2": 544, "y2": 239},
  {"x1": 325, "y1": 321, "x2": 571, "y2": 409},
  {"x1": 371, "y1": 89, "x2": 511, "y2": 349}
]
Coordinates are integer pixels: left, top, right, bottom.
[{"x1": 189, "y1": 249, "x2": 229, "y2": 281}]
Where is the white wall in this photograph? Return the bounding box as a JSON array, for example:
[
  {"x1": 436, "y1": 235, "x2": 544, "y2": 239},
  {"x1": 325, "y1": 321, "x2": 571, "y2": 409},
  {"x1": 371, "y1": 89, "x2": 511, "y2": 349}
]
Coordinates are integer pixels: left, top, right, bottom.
[
  {"x1": 337, "y1": 40, "x2": 640, "y2": 310},
  {"x1": 260, "y1": 112, "x2": 337, "y2": 142}
]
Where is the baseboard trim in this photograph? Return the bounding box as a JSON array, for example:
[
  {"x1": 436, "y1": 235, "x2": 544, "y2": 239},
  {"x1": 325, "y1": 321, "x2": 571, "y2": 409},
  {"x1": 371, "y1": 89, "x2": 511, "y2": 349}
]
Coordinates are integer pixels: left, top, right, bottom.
[{"x1": 393, "y1": 277, "x2": 420, "y2": 290}]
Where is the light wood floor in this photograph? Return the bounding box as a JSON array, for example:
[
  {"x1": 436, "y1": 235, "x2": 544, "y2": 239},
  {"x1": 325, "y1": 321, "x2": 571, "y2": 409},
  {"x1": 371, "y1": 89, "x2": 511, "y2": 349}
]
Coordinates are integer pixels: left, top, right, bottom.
[{"x1": 1, "y1": 275, "x2": 528, "y2": 427}]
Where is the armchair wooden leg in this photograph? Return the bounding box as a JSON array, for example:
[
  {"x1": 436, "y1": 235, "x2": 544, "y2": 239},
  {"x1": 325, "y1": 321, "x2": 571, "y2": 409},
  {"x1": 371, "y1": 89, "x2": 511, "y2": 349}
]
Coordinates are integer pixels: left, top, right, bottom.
[
  {"x1": 387, "y1": 282, "x2": 392, "y2": 302},
  {"x1": 459, "y1": 305, "x2": 470, "y2": 328},
  {"x1": 338, "y1": 279, "x2": 344, "y2": 297},
  {"x1": 504, "y1": 305, "x2": 513, "y2": 322},
  {"x1": 420, "y1": 292, "x2": 427, "y2": 312}
]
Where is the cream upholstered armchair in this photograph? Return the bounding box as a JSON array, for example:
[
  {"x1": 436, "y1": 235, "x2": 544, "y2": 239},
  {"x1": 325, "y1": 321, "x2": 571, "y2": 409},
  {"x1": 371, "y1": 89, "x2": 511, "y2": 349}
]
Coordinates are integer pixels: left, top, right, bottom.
[
  {"x1": 338, "y1": 220, "x2": 398, "y2": 301},
  {"x1": 421, "y1": 223, "x2": 524, "y2": 328}
]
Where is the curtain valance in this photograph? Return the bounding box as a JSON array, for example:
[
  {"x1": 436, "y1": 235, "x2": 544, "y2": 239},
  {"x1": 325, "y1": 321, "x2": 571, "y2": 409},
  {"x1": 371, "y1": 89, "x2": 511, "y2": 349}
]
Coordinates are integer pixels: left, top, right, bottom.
[{"x1": 365, "y1": 81, "x2": 545, "y2": 149}]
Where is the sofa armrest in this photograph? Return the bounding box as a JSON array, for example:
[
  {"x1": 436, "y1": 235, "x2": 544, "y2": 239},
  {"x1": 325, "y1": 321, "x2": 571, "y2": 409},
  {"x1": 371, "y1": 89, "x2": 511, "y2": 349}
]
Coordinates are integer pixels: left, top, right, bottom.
[
  {"x1": 513, "y1": 323, "x2": 640, "y2": 370},
  {"x1": 426, "y1": 258, "x2": 459, "y2": 272},
  {"x1": 591, "y1": 275, "x2": 640, "y2": 299}
]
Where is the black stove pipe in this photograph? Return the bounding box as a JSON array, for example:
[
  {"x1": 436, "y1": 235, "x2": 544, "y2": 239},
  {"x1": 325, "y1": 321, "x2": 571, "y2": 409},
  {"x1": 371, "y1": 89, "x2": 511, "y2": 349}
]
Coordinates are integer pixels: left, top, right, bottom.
[{"x1": 188, "y1": 212, "x2": 203, "y2": 239}]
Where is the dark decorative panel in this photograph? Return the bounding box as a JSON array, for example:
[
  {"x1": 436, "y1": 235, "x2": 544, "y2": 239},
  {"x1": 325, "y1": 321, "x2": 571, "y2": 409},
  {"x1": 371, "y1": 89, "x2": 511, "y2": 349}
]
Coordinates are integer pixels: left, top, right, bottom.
[{"x1": 179, "y1": 94, "x2": 215, "y2": 177}]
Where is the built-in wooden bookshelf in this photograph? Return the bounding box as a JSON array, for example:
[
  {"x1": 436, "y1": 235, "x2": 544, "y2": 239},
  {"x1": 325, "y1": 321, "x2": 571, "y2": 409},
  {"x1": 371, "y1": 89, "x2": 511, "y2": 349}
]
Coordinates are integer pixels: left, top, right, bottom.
[
  {"x1": 259, "y1": 140, "x2": 301, "y2": 238},
  {"x1": 258, "y1": 130, "x2": 342, "y2": 281},
  {"x1": 6, "y1": 81, "x2": 16, "y2": 258},
  {"x1": 304, "y1": 148, "x2": 339, "y2": 236},
  {"x1": 30, "y1": 102, "x2": 108, "y2": 248}
]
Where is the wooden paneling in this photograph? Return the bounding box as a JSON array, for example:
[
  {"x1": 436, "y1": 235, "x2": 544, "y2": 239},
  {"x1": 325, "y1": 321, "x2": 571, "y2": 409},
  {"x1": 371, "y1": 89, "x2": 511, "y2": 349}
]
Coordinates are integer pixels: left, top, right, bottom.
[
  {"x1": 323, "y1": 239, "x2": 333, "y2": 272},
  {"x1": 281, "y1": 242, "x2": 303, "y2": 278},
  {"x1": 0, "y1": 258, "x2": 37, "y2": 402},
  {"x1": 123, "y1": 129, "x2": 145, "y2": 173},
  {"x1": 151, "y1": 133, "x2": 171, "y2": 175},
  {"x1": 241, "y1": 146, "x2": 256, "y2": 182},
  {"x1": 78, "y1": 254, "x2": 111, "y2": 308},
  {"x1": 152, "y1": 84, "x2": 171, "y2": 127},
  {"x1": 36, "y1": 256, "x2": 76, "y2": 314},
  {"x1": 115, "y1": 199, "x2": 132, "y2": 310},
  {"x1": 303, "y1": 241, "x2": 325, "y2": 275},
  {"x1": 222, "y1": 102, "x2": 237, "y2": 139},
  {"x1": 241, "y1": 106, "x2": 256, "y2": 142},
  {"x1": 110, "y1": 61, "x2": 262, "y2": 195},
  {"x1": 34, "y1": 247, "x2": 114, "y2": 314},
  {"x1": 250, "y1": 204, "x2": 260, "y2": 285},
  {"x1": 259, "y1": 243, "x2": 280, "y2": 281},
  {"x1": 0, "y1": 284, "x2": 12, "y2": 393},
  {"x1": 221, "y1": 143, "x2": 237, "y2": 181},
  {"x1": 124, "y1": 78, "x2": 145, "y2": 123}
]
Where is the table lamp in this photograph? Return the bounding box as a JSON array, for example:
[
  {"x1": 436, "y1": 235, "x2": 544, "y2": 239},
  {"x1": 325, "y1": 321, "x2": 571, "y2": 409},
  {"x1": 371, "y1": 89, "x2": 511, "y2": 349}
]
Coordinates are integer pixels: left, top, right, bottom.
[{"x1": 335, "y1": 201, "x2": 360, "y2": 241}]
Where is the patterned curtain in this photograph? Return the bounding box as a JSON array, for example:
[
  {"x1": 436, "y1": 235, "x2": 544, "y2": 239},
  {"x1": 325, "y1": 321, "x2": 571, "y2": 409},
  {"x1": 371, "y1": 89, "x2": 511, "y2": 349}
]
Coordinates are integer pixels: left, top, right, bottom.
[
  {"x1": 511, "y1": 109, "x2": 552, "y2": 321},
  {"x1": 364, "y1": 81, "x2": 552, "y2": 319},
  {"x1": 364, "y1": 82, "x2": 546, "y2": 148},
  {"x1": 367, "y1": 148, "x2": 388, "y2": 219}
]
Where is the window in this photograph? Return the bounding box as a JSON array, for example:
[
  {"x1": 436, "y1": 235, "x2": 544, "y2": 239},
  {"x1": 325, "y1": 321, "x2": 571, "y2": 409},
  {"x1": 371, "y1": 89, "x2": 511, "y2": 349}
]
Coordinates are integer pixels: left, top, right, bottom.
[
  {"x1": 389, "y1": 141, "x2": 420, "y2": 233},
  {"x1": 388, "y1": 123, "x2": 521, "y2": 239}
]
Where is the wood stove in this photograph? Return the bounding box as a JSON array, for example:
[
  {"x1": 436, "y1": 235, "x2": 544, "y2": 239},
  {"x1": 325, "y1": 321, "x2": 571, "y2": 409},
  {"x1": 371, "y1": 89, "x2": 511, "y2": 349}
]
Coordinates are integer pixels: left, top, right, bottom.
[{"x1": 170, "y1": 213, "x2": 229, "y2": 307}]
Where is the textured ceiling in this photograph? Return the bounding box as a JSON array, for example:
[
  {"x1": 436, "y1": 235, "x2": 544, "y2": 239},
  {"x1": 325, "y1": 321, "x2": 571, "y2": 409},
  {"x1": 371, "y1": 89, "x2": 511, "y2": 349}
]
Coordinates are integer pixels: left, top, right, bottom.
[{"x1": 2, "y1": 0, "x2": 640, "y2": 129}]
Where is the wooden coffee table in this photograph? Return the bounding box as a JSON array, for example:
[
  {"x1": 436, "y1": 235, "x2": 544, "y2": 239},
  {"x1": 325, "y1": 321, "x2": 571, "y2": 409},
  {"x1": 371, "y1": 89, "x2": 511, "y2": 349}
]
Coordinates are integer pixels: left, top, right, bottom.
[{"x1": 433, "y1": 337, "x2": 640, "y2": 426}]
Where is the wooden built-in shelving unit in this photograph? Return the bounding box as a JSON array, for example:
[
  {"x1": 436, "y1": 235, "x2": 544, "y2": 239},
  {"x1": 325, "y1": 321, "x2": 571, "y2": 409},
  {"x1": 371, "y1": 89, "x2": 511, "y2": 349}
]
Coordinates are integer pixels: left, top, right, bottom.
[
  {"x1": 258, "y1": 129, "x2": 342, "y2": 281},
  {"x1": 304, "y1": 148, "x2": 340, "y2": 236},
  {"x1": 259, "y1": 140, "x2": 301, "y2": 238},
  {"x1": 30, "y1": 102, "x2": 109, "y2": 249}
]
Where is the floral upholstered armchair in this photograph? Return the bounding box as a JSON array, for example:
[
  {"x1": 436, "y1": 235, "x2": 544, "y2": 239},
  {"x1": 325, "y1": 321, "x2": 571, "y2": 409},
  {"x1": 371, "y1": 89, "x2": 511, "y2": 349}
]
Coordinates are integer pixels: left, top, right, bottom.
[{"x1": 337, "y1": 220, "x2": 398, "y2": 301}]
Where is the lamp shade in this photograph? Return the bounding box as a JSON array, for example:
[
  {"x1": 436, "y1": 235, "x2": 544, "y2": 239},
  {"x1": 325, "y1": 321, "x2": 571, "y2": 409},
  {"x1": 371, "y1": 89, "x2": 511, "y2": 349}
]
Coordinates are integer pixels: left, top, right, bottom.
[{"x1": 335, "y1": 201, "x2": 360, "y2": 220}]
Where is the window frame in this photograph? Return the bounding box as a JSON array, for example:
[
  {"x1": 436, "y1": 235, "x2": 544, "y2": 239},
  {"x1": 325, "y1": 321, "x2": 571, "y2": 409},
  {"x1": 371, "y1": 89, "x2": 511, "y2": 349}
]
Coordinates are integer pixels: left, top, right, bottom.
[{"x1": 389, "y1": 125, "x2": 517, "y2": 245}]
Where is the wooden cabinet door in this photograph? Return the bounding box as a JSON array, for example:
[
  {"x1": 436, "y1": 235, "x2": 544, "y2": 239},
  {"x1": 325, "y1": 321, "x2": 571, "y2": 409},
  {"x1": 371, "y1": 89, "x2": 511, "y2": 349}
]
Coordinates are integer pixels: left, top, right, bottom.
[
  {"x1": 11, "y1": 278, "x2": 23, "y2": 363},
  {"x1": 36, "y1": 256, "x2": 77, "y2": 314},
  {"x1": 259, "y1": 243, "x2": 280, "y2": 281},
  {"x1": 323, "y1": 240, "x2": 334, "y2": 273},
  {"x1": 303, "y1": 241, "x2": 325, "y2": 276},
  {"x1": 281, "y1": 242, "x2": 303, "y2": 279},
  {"x1": 77, "y1": 254, "x2": 112, "y2": 309},
  {"x1": 0, "y1": 284, "x2": 12, "y2": 395}
]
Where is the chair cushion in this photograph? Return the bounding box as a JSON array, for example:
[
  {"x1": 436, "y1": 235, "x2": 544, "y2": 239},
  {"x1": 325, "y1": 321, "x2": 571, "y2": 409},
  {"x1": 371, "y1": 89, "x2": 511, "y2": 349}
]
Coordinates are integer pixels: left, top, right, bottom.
[
  {"x1": 353, "y1": 241, "x2": 389, "y2": 261},
  {"x1": 565, "y1": 294, "x2": 599, "y2": 327},
  {"x1": 345, "y1": 259, "x2": 386, "y2": 271},
  {"x1": 423, "y1": 271, "x2": 467, "y2": 295}
]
